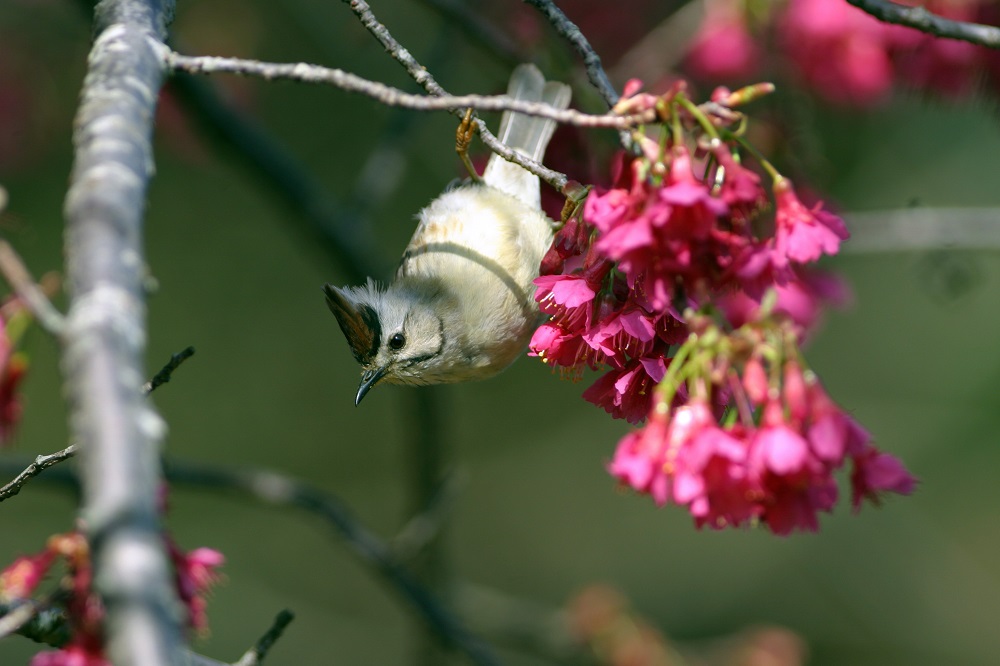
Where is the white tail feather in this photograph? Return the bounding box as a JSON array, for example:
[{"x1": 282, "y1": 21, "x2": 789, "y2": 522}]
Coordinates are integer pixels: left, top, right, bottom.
[{"x1": 482, "y1": 64, "x2": 571, "y2": 209}]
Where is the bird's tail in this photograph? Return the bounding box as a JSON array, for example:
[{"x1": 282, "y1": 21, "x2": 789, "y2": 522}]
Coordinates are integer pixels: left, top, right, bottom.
[{"x1": 482, "y1": 64, "x2": 571, "y2": 209}]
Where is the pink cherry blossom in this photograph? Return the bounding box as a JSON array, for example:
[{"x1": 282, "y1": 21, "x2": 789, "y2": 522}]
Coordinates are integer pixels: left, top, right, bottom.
[
  {"x1": 851, "y1": 449, "x2": 917, "y2": 511},
  {"x1": 584, "y1": 357, "x2": 665, "y2": 424},
  {"x1": 774, "y1": 178, "x2": 849, "y2": 264},
  {"x1": 169, "y1": 542, "x2": 225, "y2": 632}
]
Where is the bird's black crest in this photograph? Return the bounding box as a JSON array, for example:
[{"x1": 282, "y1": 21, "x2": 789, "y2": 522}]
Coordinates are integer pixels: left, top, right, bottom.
[{"x1": 324, "y1": 284, "x2": 382, "y2": 364}]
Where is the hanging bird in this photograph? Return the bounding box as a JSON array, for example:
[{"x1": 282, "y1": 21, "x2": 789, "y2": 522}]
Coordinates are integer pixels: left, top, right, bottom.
[{"x1": 324, "y1": 64, "x2": 571, "y2": 404}]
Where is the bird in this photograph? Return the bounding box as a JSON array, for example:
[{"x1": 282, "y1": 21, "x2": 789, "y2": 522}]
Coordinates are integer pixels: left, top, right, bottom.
[{"x1": 324, "y1": 64, "x2": 571, "y2": 405}]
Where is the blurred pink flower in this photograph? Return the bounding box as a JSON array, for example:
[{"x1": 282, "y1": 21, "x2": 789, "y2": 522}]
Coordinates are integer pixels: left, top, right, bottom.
[
  {"x1": 31, "y1": 644, "x2": 110, "y2": 666},
  {"x1": 779, "y1": 0, "x2": 895, "y2": 106},
  {"x1": 685, "y1": 0, "x2": 761, "y2": 81},
  {"x1": 0, "y1": 551, "x2": 55, "y2": 601},
  {"x1": 168, "y1": 542, "x2": 225, "y2": 633}
]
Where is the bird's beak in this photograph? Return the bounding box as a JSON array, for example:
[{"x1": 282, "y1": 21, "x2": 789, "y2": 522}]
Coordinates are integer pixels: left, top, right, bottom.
[{"x1": 355, "y1": 367, "x2": 387, "y2": 406}]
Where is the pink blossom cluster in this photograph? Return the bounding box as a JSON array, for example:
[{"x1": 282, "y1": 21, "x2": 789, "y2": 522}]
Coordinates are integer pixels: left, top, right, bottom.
[
  {"x1": 0, "y1": 531, "x2": 224, "y2": 664},
  {"x1": 532, "y1": 93, "x2": 846, "y2": 422},
  {"x1": 610, "y1": 354, "x2": 915, "y2": 534},
  {"x1": 531, "y1": 82, "x2": 914, "y2": 532},
  {"x1": 685, "y1": 0, "x2": 993, "y2": 106}
]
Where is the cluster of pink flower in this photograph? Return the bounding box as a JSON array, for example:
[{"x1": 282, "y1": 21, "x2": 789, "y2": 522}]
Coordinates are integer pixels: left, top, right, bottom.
[
  {"x1": 686, "y1": 0, "x2": 996, "y2": 105},
  {"x1": 0, "y1": 531, "x2": 223, "y2": 665},
  {"x1": 609, "y1": 333, "x2": 915, "y2": 534},
  {"x1": 531, "y1": 81, "x2": 914, "y2": 532}
]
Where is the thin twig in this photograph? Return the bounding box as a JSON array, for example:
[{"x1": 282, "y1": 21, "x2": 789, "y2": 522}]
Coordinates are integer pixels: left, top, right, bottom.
[
  {"x1": 847, "y1": 0, "x2": 1000, "y2": 48},
  {"x1": 522, "y1": 0, "x2": 619, "y2": 109},
  {"x1": 167, "y1": 58, "x2": 585, "y2": 191},
  {"x1": 522, "y1": 0, "x2": 636, "y2": 151},
  {"x1": 142, "y1": 346, "x2": 196, "y2": 394},
  {"x1": 0, "y1": 443, "x2": 78, "y2": 503},
  {"x1": 0, "y1": 345, "x2": 196, "y2": 503},
  {"x1": 232, "y1": 610, "x2": 296, "y2": 666},
  {"x1": 338, "y1": 0, "x2": 571, "y2": 191},
  {"x1": 0, "y1": 241, "x2": 66, "y2": 336},
  {"x1": 165, "y1": 53, "x2": 652, "y2": 129}
]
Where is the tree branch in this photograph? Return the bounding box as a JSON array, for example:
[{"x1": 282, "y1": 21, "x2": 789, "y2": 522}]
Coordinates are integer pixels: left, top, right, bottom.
[
  {"x1": 522, "y1": 0, "x2": 619, "y2": 108},
  {"x1": 522, "y1": 0, "x2": 633, "y2": 150},
  {"x1": 63, "y1": 2, "x2": 181, "y2": 655},
  {"x1": 0, "y1": 241, "x2": 66, "y2": 337},
  {"x1": 337, "y1": 0, "x2": 571, "y2": 191},
  {"x1": 165, "y1": 53, "x2": 652, "y2": 129},
  {"x1": 231, "y1": 610, "x2": 295, "y2": 666},
  {"x1": 0, "y1": 443, "x2": 78, "y2": 503},
  {"x1": 847, "y1": 0, "x2": 1000, "y2": 48},
  {"x1": 142, "y1": 346, "x2": 195, "y2": 394},
  {"x1": 0, "y1": 346, "x2": 196, "y2": 504}
]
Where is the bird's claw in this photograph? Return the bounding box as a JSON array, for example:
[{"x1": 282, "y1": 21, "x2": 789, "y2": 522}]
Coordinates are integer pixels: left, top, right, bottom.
[{"x1": 456, "y1": 108, "x2": 482, "y2": 182}]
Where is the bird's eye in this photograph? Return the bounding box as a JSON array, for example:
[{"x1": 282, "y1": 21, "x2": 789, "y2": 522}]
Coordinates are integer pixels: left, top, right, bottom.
[{"x1": 388, "y1": 332, "x2": 406, "y2": 350}]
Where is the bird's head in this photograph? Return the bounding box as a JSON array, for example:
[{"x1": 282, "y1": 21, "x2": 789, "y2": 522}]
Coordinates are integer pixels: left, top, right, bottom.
[{"x1": 324, "y1": 280, "x2": 449, "y2": 404}]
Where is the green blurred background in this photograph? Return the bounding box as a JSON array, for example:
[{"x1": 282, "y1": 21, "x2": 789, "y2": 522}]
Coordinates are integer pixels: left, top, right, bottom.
[{"x1": 2, "y1": 1, "x2": 1000, "y2": 664}]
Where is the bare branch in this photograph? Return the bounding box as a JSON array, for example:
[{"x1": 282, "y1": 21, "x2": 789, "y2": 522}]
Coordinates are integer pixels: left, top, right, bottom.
[
  {"x1": 0, "y1": 241, "x2": 67, "y2": 336},
  {"x1": 337, "y1": 0, "x2": 571, "y2": 191},
  {"x1": 165, "y1": 53, "x2": 653, "y2": 130},
  {"x1": 63, "y1": 6, "x2": 181, "y2": 659},
  {"x1": 522, "y1": 0, "x2": 620, "y2": 109},
  {"x1": 0, "y1": 345, "x2": 196, "y2": 503},
  {"x1": 522, "y1": 0, "x2": 634, "y2": 150},
  {"x1": 847, "y1": 0, "x2": 1000, "y2": 48},
  {"x1": 231, "y1": 610, "x2": 295, "y2": 666},
  {"x1": 0, "y1": 443, "x2": 78, "y2": 503},
  {"x1": 143, "y1": 346, "x2": 196, "y2": 395}
]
